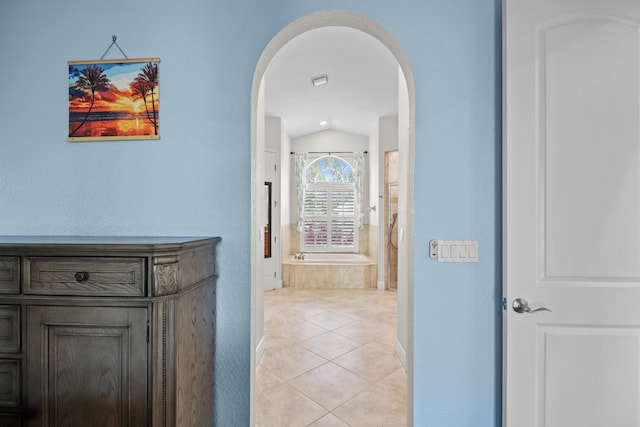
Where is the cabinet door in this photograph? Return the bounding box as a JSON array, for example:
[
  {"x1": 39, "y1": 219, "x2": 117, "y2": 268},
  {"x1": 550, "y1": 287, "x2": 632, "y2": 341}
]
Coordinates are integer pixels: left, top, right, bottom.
[
  {"x1": 0, "y1": 414, "x2": 20, "y2": 427},
  {"x1": 26, "y1": 306, "x2": 148, "y2": 427}
]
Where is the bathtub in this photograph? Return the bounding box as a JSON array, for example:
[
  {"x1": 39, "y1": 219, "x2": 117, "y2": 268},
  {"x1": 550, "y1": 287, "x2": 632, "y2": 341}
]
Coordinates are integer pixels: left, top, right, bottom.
[{"x1": 282, "y1": 253, "x2": 377, "y2": 289}]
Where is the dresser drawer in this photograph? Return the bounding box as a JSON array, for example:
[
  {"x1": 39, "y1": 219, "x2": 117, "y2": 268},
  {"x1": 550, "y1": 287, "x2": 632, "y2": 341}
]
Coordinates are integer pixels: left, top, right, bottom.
[
  {"x1": 0, "y1": 258, "x2": 19, "y2": 295},
  {"x1": 0, "y1": 360, "x2": 19, "y2": 408},
  {"x1": 0, "y1": 307, "x2": 19, "y2": 354},
  {"x1": 25, "y1": 257, "x2": 145, "y2": 297},
  {"x1": 0, "y1": 413, "x2": 20, "y2": 426}
]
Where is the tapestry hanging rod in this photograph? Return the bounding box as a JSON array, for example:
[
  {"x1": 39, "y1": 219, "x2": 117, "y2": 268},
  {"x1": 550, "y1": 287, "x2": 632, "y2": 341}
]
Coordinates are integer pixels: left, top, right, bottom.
[{"x1": 290, "y1": 151, "x2": 368, "y2": 155}]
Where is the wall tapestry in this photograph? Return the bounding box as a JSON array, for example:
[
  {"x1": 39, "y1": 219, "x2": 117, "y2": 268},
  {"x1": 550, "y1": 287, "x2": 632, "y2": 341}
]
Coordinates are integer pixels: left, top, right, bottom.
[{"x1": 67, "y1": 58, "x2": 160, "y2": 142}]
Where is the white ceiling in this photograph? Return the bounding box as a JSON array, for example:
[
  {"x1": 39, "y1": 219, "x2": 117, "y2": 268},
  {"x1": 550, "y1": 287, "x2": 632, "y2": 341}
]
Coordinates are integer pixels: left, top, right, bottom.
[{"x1": 264, "y1": 26, "x2": 399, "y2": 139}]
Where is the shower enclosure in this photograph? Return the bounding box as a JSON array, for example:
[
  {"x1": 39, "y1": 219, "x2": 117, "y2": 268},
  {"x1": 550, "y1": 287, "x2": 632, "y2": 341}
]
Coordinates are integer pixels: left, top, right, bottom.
[
  {"x1": 387, "y1": 183, "x2": 398, "y2": 291},
  {"x1": 384, "y1": 150, "x2": 399, "y2": 291}
]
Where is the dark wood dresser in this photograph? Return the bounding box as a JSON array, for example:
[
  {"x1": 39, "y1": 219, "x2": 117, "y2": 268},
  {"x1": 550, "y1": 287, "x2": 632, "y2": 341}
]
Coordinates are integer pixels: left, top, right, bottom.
[{"x1": 0, "y1": 236, "x2": 220, "y2": 427}]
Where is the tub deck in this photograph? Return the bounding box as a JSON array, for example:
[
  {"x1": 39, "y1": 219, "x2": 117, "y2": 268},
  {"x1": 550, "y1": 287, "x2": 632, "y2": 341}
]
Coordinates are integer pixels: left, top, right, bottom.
[{"x1": 282, "y1": 253, "x2": 377, "y2": 289}]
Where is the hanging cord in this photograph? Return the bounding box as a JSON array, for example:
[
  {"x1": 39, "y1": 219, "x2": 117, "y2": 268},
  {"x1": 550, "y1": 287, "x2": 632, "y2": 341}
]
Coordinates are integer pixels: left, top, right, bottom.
[{"x1": 100, "y1": 35, "x2": 129, "y2": 60}]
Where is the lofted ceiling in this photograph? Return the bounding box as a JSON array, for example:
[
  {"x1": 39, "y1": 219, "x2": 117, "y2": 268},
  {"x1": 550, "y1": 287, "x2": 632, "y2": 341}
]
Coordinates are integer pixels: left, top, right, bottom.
[{"x1": 264, "y1": 26, "x2": 399, "y2": 139}]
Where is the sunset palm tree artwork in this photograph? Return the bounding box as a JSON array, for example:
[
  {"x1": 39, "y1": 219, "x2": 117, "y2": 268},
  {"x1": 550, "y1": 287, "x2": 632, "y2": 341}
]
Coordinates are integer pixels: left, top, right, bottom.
[
  {"x1": 68, "y1": 58, "x2": 160, "y2": 141},
  {"x1": 131, "y1": 63, "x2": 159, "y2": 136}
]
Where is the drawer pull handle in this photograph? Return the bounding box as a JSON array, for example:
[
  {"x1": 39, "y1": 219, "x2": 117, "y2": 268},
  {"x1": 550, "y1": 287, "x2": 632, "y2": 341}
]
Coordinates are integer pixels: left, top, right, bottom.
[{"x1": 74, "y1": 271, "x2": 90, "y2": 282}]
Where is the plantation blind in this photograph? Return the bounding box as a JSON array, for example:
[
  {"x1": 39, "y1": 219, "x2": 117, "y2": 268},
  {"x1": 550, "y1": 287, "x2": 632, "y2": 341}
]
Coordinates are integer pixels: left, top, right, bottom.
[{"x1": 303, "y1": 184, "x2": 357, "y2": 251}]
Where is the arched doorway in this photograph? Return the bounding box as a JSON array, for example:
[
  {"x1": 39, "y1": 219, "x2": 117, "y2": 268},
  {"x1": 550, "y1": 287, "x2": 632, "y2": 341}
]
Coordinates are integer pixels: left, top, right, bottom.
[{"x1": 250, "y1": 10, "x2": 416, "y2": 426}]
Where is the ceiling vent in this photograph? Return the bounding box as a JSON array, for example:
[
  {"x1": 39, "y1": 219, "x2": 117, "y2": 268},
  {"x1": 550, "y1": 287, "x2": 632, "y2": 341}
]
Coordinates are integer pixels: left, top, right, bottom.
[{"x1": 311, "y1": 74, "x2": 329, "y2": 87}]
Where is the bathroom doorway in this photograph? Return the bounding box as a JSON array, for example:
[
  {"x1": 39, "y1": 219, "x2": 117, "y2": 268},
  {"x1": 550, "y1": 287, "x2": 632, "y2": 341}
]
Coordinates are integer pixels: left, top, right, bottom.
[{"x1": 251, "y1": 11, "x2": 416, "y2": 426}]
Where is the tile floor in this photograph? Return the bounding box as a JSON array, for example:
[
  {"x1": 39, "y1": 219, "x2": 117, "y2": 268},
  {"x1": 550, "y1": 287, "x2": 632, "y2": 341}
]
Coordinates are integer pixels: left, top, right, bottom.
[{"x1": 257, "y1": 288, "x2": 407, "y2": 427}]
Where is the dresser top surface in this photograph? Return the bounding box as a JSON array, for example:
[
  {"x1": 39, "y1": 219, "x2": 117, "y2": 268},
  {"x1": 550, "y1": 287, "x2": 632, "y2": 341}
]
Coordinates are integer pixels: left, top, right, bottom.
[
  {"x1": 0, "y1": 235, "x2": 216, "y2": 244},
  {"x1": 0, "y1": 236, "x2": 220, "y2": 252}
]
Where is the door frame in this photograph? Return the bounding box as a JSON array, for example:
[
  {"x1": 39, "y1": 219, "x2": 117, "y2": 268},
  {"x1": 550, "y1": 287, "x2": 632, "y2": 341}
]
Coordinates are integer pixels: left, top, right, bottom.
[{"x1": 249, "y1": 10, "x2": 417, "y2": 426}]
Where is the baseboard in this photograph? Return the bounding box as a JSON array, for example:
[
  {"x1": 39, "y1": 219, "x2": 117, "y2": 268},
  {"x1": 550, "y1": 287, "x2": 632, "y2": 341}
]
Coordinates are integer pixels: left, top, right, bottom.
[
  {"x1": 377, "y1": 280, "x2": 385, "y2": 290},
  {"x1": 256, "y1": 335, "x2": 266, "y2": 363},
  {"x1": 395, "y1": 337, "x2": 407, "y2": 370}
]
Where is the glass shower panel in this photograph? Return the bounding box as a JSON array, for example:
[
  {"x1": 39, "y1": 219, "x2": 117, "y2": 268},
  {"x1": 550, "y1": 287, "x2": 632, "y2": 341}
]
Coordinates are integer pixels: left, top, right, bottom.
[{"x1": 387, "y1": 183, "x2": 398, "y2": 291}]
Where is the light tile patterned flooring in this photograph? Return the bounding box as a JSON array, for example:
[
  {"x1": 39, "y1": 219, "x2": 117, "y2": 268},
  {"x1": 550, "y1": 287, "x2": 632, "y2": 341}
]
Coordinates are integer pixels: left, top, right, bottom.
[{"x1": 257, "y1": 288, "x2": 407, "y2": 427}]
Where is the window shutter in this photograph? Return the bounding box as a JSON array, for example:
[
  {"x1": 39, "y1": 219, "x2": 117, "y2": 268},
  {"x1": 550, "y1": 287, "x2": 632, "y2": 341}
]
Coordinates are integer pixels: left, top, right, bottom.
[
  {"x1": 330, "y1": 188, "x2": 356, "y2": 248},
  {"x1": 303, "y1": 189, "x2": 328, "y2": 248},
  {"x1": 303, "y1": 189, "x2": 328, "y2": 216},
  {"x1": 331, "y1": 219, "x2": 356, "y2": 247},
  {"x1": 303, "y1": 219, "x2": 328, "y2": 247},
  {"x1": 331, "y1": 189, "x2": 356, "y2": 216}
]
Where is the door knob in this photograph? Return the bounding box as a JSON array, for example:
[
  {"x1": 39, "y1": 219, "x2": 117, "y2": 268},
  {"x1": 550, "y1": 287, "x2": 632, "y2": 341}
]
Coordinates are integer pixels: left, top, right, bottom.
[{"x1": 512, "y1": 298, "x2": 551, "y2": 314}]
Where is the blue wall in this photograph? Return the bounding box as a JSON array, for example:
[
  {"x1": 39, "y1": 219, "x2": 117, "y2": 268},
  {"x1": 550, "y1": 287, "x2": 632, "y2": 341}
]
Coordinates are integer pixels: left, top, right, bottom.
[{"x1": 0, "y1": 1, "x2": 501, "y2": 425}]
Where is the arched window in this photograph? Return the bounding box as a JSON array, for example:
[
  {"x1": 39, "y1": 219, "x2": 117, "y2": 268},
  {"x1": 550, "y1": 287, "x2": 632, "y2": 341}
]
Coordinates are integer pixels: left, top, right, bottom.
[
  {"x1": 302, "y1": 156, "x2": 358, "y2": 252},
  {"x1": 306, "y1": 156, "x2": 355, "y2": 184}
]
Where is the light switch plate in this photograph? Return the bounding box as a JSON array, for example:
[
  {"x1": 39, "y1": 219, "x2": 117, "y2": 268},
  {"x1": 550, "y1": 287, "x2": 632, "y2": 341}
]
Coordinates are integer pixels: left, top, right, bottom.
[{"x1": 430, "y1": 240, "x2": 479, "y2": 263}]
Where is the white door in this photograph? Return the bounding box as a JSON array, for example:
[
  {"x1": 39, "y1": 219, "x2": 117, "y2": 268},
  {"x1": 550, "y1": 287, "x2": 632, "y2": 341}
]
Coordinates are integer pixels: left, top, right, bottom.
[
  {"x1": 262, "y1": 150, "x2": 278, "y2": 291},
  {"x1": 505, "y1": 1, "x2": 640, "y2": 426}
]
